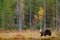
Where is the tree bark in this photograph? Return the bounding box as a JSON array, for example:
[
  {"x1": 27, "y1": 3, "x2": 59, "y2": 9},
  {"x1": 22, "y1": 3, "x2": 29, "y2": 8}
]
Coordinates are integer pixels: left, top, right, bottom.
[
  {"x1": 43, "y1": 0, "x2": 46, "y2": 31},
  {"x1": 17, "y1": 0, "x2": 24, "y2": 30}
]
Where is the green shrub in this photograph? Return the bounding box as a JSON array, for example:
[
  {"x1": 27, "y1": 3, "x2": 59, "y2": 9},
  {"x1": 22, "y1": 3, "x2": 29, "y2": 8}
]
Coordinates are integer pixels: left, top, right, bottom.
[
  {"x1": 22, "y1": 25, "x2": 29, "y2": 30},
  {"x1": 35, "y1": 22, "x2": 43, "y2": 29}
]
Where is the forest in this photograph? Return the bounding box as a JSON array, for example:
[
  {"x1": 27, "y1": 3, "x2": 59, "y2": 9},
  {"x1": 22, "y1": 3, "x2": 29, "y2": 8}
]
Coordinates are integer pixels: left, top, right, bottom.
[
  {"x1": 0, "y1": 0, "x2": 60, "y2": 40},
  {"x1": 0, "y1": 0, "x2": 58, "y2": 30}
]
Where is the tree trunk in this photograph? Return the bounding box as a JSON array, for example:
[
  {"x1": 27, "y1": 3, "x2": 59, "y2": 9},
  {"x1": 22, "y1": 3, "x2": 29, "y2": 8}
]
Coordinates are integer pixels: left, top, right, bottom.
[
  {"x1": 56, "y1": 0, "x2": 59, "y2": 31},
  {"x1": 43, "y1": 0, "x2": 46, "y2": 31},
  {"x1": 17, "y1": 0, "x2": 24, "y2": 30},
  {"x1": 30, "y1": 0, "x2": 32, "y2": 30}
]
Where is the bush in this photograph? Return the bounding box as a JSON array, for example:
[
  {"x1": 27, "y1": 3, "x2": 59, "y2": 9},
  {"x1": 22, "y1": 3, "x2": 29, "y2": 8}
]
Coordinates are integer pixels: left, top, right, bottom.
[
  {"x1": 22, "y1": 25, "x2": 29, "y2": 30},
  {"x1": 35, "y1": 22, "x2": 43, "y2": 29}
]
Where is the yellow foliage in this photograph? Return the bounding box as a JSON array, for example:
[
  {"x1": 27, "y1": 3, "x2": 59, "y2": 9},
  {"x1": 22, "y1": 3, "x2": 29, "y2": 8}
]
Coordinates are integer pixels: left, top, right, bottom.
[
  {"x1": 38, "y1": 7, "x2": 44, "y2": 15},
  {"x1": 38, "y1": 7, "x2": 44, "y2": 19}
]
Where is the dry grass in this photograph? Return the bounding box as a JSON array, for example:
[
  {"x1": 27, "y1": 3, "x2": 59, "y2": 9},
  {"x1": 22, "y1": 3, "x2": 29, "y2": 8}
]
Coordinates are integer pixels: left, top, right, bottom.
[{"x1": 0, "y1": 30, "x2": 59, "y2": 40}]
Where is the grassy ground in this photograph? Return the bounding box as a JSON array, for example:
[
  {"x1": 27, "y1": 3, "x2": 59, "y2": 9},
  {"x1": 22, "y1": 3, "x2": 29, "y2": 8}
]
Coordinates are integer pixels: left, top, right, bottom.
[{"x1": 0, "y1": 30, "x2": 60, "y2": 40}]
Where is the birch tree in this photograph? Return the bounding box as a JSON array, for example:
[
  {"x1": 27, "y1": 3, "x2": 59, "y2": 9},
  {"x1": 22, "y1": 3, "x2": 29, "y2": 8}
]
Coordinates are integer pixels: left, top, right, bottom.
[
  {"x1": 17, "y1": 0, "x2": 24, "y2": 30},
  {"x1": 43, "y1": 0, "x2": 46, "y2": 30}
]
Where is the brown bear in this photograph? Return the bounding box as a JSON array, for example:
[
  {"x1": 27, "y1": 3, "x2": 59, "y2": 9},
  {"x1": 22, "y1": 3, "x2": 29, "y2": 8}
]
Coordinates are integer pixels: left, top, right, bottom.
[{"x1": 40, "y1": 29, "x2": 52, "y2": 36}]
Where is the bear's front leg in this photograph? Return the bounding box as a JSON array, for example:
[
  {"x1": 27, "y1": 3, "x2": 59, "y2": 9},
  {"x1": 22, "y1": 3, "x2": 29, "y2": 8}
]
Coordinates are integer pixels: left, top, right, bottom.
[
  {"x1": 40, "y1": 32, "x2": 44, "y2": 36},
  {"x1": 41, "y1": 33, "x2": 43, "y2": 36},
  {"x1": 44, "y1": 33, "x2": 46, "y2": 36}
]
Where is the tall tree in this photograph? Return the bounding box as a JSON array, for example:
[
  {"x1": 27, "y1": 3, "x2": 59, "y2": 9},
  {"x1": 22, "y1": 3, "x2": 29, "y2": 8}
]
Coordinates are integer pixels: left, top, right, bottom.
[
  {"x1": 17, "y1": 0, "x2": 24, "y2": 30},
  {"x1": 43, "y1": 0, "x2": 46, "y2": 30},
  {"x1": 0, "y1": 0, "x2": 16, "y2": 30},
  {"x1": 46, "y1": 0, "x2": 56, "y2": 27},
  {"x1": 56, "y1": 0, "x2": 59, "y2": 31},
  {"x1": 24, "y1": 0, "x2": 41, "y2": 29}
]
